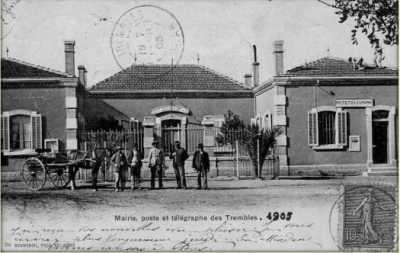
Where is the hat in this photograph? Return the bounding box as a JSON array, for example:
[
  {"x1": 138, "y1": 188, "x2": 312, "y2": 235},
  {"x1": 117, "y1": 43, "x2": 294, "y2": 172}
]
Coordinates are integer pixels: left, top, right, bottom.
[
  {"x1": 175, "y1": 141, "x2": 180, "y2": 145},
  {"x1": 115, "y1": 145, "x2": 122, "y2": 150},
  {"x1": 152, "y1": 141, "x2": 159, "y2": 145},
  {"x1": 198, "y1": 143, "x2": 204, "y2": 148}
]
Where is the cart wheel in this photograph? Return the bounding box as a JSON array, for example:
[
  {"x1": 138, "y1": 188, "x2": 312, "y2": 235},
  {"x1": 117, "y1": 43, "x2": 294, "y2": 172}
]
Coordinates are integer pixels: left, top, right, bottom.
[
  {"x1": 21, "y1": 157, "x2": 46, "y2": 191},
  {"x1": 49, "y1": 167, "x2": 70, "y2": 189}
]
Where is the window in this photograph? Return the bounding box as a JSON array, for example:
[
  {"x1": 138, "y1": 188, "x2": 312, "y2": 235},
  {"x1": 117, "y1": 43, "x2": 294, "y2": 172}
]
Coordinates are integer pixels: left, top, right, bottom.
[
  {"x1": 308, "y1": 107, "x2": 348, "y2": 149},
  {"x1": 10, "y1": 115, "x2": 31, "y2": 150},
  {"x1": 262, "y1": 112, "x2": 272, "y2": 130},
  {"x1": 1, "y1": 110, "x2": 42, "y2": 153},
  {"x1": 318, "y1": 111, "x2": 335, "y2": 145},
  {"x1": 251, "y1": 112, "x2": 272, "y2": 130}
]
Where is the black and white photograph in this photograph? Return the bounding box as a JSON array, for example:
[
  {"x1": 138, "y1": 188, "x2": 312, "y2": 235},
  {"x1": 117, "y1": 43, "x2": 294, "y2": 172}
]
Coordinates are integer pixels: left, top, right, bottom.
[{"x1": 1, "y1": 0, "x2": 398, "y2": 251}]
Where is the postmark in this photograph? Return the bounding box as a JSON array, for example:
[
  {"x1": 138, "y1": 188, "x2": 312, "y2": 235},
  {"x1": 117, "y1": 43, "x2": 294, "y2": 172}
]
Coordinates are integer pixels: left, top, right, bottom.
[
  {"x1": 329, "y1": 185, "x2": 397, "y2": 251},
  {"x1": 110, "y1": 5, "x2": 184, "y2": 78}
]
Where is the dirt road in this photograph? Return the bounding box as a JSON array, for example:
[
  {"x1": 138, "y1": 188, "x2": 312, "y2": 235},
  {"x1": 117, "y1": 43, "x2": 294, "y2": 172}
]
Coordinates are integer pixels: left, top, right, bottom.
[{"x1": 1, "y1": 177, "x2": 395, "y2": 251}]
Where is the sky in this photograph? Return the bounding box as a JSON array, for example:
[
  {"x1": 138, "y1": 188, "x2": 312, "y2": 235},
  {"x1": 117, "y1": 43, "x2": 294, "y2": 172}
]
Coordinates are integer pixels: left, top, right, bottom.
[{"x1": 2, "y1": 0, "x2": 398, "y2": 87}]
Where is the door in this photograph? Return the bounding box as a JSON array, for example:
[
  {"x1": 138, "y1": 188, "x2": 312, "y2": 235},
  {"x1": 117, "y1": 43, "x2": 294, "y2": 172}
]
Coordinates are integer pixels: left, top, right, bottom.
[
  {"x1": 161, "y1": 119, "x2": 181, "y2": 154},
  {"x1": 372, "y1": 121, "x2": 388, "y2": 164}
]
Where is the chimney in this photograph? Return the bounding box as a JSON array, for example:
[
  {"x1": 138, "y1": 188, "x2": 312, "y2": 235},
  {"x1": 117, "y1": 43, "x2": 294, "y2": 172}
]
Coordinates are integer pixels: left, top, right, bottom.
[
  {"x1": 64, "y1": 40, "x2": 75, "y2": 76},
  {"x1": 273, "y1": 40, "x2": 284, "y2": 76},
  {"x1": 252, "y1": 45, "x2": 260, "y2": 87},
  {"x1": 244, "y1": 74, "x2": 252, "y2": 88},
  {"x1": 78, "y1": 65, "x2": 87, "y2": 87}
]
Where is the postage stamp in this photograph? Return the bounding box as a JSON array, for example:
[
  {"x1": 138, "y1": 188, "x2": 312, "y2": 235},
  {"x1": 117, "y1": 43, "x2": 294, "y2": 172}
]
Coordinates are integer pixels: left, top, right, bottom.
[
  {"x1": 110, "y1": 5, "x2": 184, "y2": 77},
  {"x1": 330, "y1": 184, "x2": 397, "y2": 251}
]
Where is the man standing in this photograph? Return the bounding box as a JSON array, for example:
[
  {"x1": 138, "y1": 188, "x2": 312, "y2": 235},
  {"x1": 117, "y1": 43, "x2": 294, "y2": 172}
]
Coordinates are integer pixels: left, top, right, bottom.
[
  {"x1": 192, "y1": 143, "x2": 210, "y2": 190},
  {"x1": 110, "y1": 146, "x2": 127, "y2": 192},
  {"x1": 148, "y1": 141, "x2": 164, "y2": 189},
  {"x1": 129, "y1": 143, "x2": 142, "y2": 190},
  {"x1": 172, "y1": 141, "x2": 189, "y2": 189}
]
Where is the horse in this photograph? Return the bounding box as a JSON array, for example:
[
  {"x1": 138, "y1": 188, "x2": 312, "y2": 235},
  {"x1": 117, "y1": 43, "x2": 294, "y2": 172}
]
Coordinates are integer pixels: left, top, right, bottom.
[{"x1": 67, "y1": 147, "x2": 113, "y2": 191}]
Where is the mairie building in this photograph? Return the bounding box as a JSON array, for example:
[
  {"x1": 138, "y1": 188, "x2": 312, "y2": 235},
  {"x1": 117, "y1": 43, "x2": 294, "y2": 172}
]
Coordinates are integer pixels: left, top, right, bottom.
[{"x1": 1, "y1": 39, "x2": 398, "y2": 176}]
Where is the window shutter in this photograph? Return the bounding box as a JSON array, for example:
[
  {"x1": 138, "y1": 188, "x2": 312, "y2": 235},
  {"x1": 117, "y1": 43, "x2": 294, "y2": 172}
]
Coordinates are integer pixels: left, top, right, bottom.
[
  {"x1": 1, "y1": 115, "x2": 10, "y2": 151},
  {"x1": 31, "y1": 114, "x2": 42, "y2": 149},
  {"x1": 308, "y1": 109, "x2": 318, "y2": 146},
  {"x1": 268, "y1": 113, "x2": 273, "y2": 129},
  {"x1": 263, "y1": 112, "x2": 273, "y2": 130},
  {"x1": 337, "y1": 110, "x2": 348, "y2": 145},
  {"x1": 256, "y1": 114, "x2": 262, "y2": 127}
]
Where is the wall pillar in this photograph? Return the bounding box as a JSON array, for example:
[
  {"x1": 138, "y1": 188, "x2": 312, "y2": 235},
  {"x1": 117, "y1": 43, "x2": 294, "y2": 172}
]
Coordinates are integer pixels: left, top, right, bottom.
[
  {"x1": 65, "y1": 87, "x2": 78, "y2": 150},
  {"x1": 273, "y1": 85, "x2": 288, "y2": 175},
  {"x1": 180, "y1": 117, "x2": 187, "y2": 149},
  {"x1": 388, "y1": 107, "x2": 396, "y2": 166},
  {"x1": 143, "y1": 116, "x2": 156, "y2": 158},
  {"x1": 365, "y1": 107, "x2": 373, "y2": 168}
]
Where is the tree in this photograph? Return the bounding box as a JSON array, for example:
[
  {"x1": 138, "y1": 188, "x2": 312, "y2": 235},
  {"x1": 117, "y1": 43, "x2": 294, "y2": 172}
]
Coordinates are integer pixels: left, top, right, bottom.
[
  {"x1": 1, "y1": 0, "x2": 20, "y2": 40},
  {"x1": 241, "y1": 124, "x2": 280, "y2": 177},
  {"x1": 317, "y1": 0, "x2": 398, "y2": 56},
  {"x1": 221, "y1": 110, "x2": 246, "y2": 131},
  {"x1": 216, "y1": 111, "x2": 280, "y2": 177},
  {"x1": 215, "y1": 110, "x2": 245, "y2": 146}
]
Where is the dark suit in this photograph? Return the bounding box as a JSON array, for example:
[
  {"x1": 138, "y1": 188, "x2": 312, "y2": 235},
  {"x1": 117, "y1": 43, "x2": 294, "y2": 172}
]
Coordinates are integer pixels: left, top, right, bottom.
[{"x1": 192, "y1": 150, "x2": 210, "y2": 189}]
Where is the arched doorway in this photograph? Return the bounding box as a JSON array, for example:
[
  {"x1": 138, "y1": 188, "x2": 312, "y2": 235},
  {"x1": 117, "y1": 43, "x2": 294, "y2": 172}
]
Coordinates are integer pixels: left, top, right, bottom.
[
  {"x1": 161, "y1": 119, "x2": 181, "y2": 154},
  {"x1": 150, "y1": 104, "x2": 190, "y2": 154}
]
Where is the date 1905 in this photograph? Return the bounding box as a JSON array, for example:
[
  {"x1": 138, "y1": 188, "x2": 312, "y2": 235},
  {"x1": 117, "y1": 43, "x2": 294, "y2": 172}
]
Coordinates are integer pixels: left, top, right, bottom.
[{"x1": 266, "y1": 212, "x2": 293, "y2": 221}]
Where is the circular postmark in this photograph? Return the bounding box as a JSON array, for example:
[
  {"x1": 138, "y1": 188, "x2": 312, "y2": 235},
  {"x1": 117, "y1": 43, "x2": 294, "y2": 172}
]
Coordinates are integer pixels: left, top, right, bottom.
[
  {"x1": 110, "y1": 5, "x2": 184, "y2": 78},
  {"x1": 329, "y1": 185, "x2": 396, "y2": 251}
]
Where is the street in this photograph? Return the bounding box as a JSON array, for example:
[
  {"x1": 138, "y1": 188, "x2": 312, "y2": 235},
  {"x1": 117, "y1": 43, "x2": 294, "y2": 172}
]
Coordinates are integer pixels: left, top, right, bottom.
[{"x1": 1, "y1": 176, "x2": 396, "y2": 251}]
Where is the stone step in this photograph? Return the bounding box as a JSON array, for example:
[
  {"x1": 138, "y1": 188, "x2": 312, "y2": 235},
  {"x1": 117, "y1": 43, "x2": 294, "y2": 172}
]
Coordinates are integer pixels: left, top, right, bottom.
[{"x1": 366, "y1": 169, "x2": 398, "y2": 176}]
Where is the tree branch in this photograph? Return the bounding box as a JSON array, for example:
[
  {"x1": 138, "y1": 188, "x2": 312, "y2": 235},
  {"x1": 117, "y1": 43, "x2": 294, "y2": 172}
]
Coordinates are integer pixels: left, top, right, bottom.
[{"x1": 316, "y1": 0, "x2": 342, "y2": 10}]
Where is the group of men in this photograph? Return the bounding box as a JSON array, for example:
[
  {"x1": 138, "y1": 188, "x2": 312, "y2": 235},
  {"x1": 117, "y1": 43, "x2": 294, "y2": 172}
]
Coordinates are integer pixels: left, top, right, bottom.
[{"x1": 110, "y1": 141, "x2": 210, "y2": 191}]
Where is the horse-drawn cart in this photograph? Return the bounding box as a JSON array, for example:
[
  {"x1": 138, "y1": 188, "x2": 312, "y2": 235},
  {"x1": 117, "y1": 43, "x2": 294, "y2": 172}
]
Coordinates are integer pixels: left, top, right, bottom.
[{"x1": 20, "y1": 149, "x2": 94, "y2": 191}]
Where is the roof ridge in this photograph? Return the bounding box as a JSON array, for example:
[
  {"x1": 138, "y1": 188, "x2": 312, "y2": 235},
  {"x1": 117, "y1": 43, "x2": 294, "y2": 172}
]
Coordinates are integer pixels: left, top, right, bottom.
[
  {"x1": 2, "y1": 57, "x2": 72, "y2": 77},
  {"x1": 307, "y1": 56, "x2": 386, "y2": 69},
  {"x1": 94, "y1": 64, "x2": 199, "y2": 87},
  {"x1": 290, "y1": 55, "x2": 398, "y2": 72},
  {"x1": 196, "y1": 64, "x2": 249, "y2": 90},
  {"x1": 93, "y1": 64, "x2": 251, "y2": 91},
  {"x1": 304, "y1": 56, "x2": 347, "y2": 66}
]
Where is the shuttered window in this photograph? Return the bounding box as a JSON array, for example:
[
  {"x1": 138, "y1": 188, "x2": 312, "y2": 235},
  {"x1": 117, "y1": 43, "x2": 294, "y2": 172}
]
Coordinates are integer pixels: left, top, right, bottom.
[
  {"x1": 262, "y1": 112, "x2": 272, "y2": 130},
  {"x1": 308, "y1": 109, "x2": 318, "y2": 146},
  {"x1": 1, "y1": 111, "x2": 42, "y2": 152},
  {"x1": 31, "y1": 114, "x2": 42, "y2": 149},
  {"x1": 308, "y1": 108, "x2": 348, "y2": 148},
  {"x1": 337, "y1": 110, "x2": 348, "y2": 145},
  {"x1": 1, "y1": 115, "x2": 10, "y2": 151}
]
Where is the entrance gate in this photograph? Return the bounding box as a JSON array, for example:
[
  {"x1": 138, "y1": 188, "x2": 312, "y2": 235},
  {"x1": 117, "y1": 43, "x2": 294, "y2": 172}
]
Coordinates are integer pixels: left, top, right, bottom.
[{"x1": 77, "y1": 126, "x2": 279, "y2": 181}]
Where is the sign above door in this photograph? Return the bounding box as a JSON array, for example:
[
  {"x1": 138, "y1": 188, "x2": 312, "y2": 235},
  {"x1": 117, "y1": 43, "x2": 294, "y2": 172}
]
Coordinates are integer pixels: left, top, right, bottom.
[{"x1": 336, "y1": 99, "x2": 374, "y2": 108}]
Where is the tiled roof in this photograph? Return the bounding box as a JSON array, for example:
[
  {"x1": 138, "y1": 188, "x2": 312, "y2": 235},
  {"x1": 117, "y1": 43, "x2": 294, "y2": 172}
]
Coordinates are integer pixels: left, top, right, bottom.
[
  {"x1": 283, "y1": 57, "x2": 397, "y2": 77},
  {"x1": 91, "y1": 64, "x2": 249, "y2": 91},
  {"x1": 1, "y1": 57, "x2": 70, "y2": 78}
]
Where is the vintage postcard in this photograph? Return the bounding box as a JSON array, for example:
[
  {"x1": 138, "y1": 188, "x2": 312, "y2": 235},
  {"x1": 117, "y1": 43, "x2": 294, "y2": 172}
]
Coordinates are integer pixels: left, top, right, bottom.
[{"x1": 1, "y1": 0, "x2": 398, "y2": 251}]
